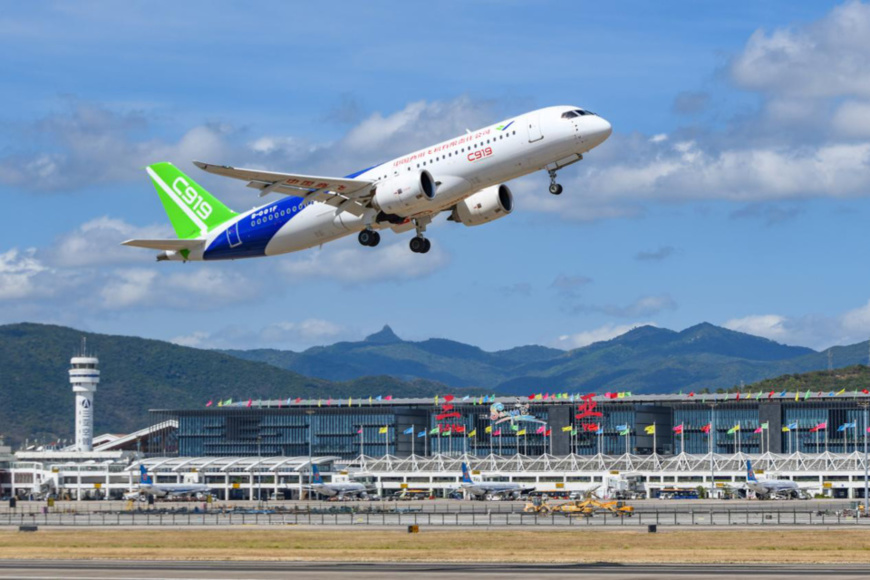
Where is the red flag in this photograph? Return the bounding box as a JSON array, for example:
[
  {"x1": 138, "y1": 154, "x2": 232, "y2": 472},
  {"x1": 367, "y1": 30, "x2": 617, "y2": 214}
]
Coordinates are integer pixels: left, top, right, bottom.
[
  {"x1": 768, "y1": 391, "x2": 775, "y2": 399},
  {"x1": 863, "y1": 389, "x2": 869, "y2": 395},
  {"x1": 528, "y1": 394, "x2": 536, "y2": 400},
  {"x1": 206, "y1": 400, "x2": 213, "y2": 407},
  {"x1": 735, "y1": 392, "x2": 740, "y2": 401},
  {"x1": 701, "y1": 423, "x2": 712, "y2": 434},
  {"x1": 436, "y1": 412, "x2": 461, "y2": 420},
  {"x1": 687, "y1": 392, "x2": 694, "y2": 398},
  {"x1": 545, "y1": 429, "x2": 552, "y2": 436},
  {"x1": 295, "y1": 397, "x2": 302, "y2": 403},
  {"x1": 583, "y1": 423, "x2": 599, "y2": 432},
  {"x1": 444, "y1": 395, "x2": 455, "y2": 402},
  {"x1": 442, "y1": 404, "x2": 454, "y2": 412}
]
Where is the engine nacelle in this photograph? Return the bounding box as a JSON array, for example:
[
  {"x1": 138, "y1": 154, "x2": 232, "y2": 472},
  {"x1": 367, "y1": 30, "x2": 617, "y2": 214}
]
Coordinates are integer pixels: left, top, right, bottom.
[
  {"x1": 372, "y1": 170, "x2": 436, "y2": 216},
  {"x1": 450, "y1": 184, "x2": 514, "y2": 227}
]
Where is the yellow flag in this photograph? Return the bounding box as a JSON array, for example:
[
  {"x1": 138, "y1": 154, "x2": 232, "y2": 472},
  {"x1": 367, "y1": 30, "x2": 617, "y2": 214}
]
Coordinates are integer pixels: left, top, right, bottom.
[
  {"x1": 836, "y1": 388, "x2": 846, "y2": 396},
  {"x1": 561, "y1": 425, "x2": 573, "y2": 432},
  {"x1": 795, "y1": 391, "x2": 799, "y2": 401},
  {"x1": 378, "y1": 426, "x2": 388, "y2": 434},
  {"x1": 644, "y1": 425, "x2": 656, "y2": 434},
  {"x1": 348, "y1": 397, "x2": 352, "y2": 407},
  {"x1": 468, "y1": 429, "x2": 477, "y2": 438},
  {"x1": 517, "y1": 429, "x2": 527, "y2": 436},
  {"x1": 485, "y1": 425, "x2": 493, "y2": 433}
]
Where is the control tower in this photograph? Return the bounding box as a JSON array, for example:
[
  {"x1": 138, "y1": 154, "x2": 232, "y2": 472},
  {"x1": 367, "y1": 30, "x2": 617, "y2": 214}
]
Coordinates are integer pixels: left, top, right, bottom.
[{"x1": 70, "y1": 338, "x2": 99, "y2": 452}]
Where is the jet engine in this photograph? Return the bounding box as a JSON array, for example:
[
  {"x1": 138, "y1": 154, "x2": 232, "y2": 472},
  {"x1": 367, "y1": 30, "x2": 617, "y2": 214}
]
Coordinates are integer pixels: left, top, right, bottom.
[
  {"x1": 372, "y1": 170, "x2": 436, "y2": 216},
  {"x1": 449, "y1": 184, "x2": 514, "y2": 227}
]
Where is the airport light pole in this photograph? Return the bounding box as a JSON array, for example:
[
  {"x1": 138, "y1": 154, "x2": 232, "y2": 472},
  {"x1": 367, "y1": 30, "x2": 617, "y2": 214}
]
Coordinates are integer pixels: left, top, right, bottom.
[
  {"x1": 306, "y1": 409, "x2": 315, "y2": 499},
  {"x1": 256, "y1": 435, "x2": 262, "y2": 506},
  {"x1": 709, "y1": 401, "x2": 717, "y2": 499},
  {"x1": 861, "y1": 400, "x2": 869, "y2": 515}
]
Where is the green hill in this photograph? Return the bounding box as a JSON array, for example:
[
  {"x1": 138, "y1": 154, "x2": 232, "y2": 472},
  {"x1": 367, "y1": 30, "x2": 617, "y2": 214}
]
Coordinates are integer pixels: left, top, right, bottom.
[{"x1": 0, "y1": 323, "x2": 447, "y2": 446}]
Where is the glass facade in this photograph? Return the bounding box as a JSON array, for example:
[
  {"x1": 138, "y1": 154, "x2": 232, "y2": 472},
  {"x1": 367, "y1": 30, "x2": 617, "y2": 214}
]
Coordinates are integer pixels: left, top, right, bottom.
[{"x1": 154, "y1": 395, "x2": 870, "y2": 458}]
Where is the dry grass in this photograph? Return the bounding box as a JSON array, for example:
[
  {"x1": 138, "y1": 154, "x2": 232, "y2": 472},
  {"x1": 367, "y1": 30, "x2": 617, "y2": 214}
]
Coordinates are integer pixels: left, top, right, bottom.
[{"x1": 1, "y1": 528, "x2": 869, "y2": 564}]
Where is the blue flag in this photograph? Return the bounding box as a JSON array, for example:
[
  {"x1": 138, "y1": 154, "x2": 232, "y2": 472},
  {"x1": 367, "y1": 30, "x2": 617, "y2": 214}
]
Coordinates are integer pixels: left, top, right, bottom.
[
  {"x1": 837, "y1": 424, "x2": 847, "y2": 432},
  {"x1": 403, "y1": 427, "x2": 414, "y2": 434},
  {"x1": 616, "y1": 424, "x2": 628, "y2": 431},
  {"x1": 787, "y1": 422, "x2": 798, "y2": 429},
  {"x1": 417, "y1": 431, "x2": 426, "y2": 438}
]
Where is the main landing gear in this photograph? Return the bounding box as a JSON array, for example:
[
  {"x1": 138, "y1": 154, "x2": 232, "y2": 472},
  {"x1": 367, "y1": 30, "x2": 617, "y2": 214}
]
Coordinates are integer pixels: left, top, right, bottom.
[
  {"x1": 358, "y1": 229, "x2": 380, "y2": 247},
  {"x1": 409, "y1": 218, "x2": 431, "y2": 254},
  {"x1": 409, "y1": 236, "x2": 431, "y2": 254},
  {"x1": 548, "y1": 169, "x2": 563, "y2": 195}
]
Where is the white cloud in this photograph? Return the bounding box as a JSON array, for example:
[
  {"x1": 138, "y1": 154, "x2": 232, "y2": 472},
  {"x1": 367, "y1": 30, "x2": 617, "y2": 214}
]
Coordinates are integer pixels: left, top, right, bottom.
[
  {"x1": 556, "y1": 322, "x2": 656, "y2": 349},
  {"x1": 278, "y1": 236, "x2": 449, "y2": 284},
  {"x1": 0, "y1": 248, "x2": 49, "y2": 300},
  {"x1": 170, "y1": 318, "x2": 349, "y2": 350},
  {"x1": 730, "y1": 1, "x2": 870, "y2": 99},
  {"x1": 723, "y1": 314, "x2": 791, "y2": 341},
  {"x1": 170, "y1": 330, "x2": 211, "y2": 348},
  {"x1": 46, "y1": 216, "x2": 171, "y2": 267}
]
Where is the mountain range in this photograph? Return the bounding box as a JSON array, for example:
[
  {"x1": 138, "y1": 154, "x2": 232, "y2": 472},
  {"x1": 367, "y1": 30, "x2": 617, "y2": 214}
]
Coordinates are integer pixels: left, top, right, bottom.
[
  {"x1": 225, "y1": 322, "x2": 865, "y2": 394},
  {"x1": 4, "y1": 321, "x2": 870, "y2": 445}
]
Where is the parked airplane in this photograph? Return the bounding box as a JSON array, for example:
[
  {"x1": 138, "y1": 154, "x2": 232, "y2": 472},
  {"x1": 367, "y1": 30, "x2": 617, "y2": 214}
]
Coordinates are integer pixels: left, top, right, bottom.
[
  {"x1": 460, "y1": 462, "x2": 535, "y2": 500},
  {"x1": 129, "y1": 465, "x2": 212, "y2": 499},
  {"x1": 745, "y1": 460, "x2": 803, "y2": 499},
  {"x1": 123, "y1": 106, "x2": 611, "y2": 259},
  {"x1": 307, "y1": 464, "x2": 369, "y2": 499}
]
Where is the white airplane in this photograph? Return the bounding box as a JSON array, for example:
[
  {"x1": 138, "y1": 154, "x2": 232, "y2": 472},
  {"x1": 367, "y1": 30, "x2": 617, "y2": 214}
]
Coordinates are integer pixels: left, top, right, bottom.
[
  {"x1": 129, "y1": 465, "x2": 212, "y2": 500},
  {"x1": 123, "y1": 106, "x2": 612, "y2": 259},
  {"x1": 460, "y1": 462, "x2": 535, "y2": 500},
  {"x1": 745, "y1": 460, "x2": 803, "y2": 500},
  {"x1": 307, "y1": 464, "x2": 369, "y2": 499}
]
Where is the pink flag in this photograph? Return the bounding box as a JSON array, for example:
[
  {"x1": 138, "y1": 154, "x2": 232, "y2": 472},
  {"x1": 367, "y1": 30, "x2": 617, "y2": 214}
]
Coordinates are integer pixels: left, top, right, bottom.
[
  {"x1": 205, "y1": 400, "x2": 213, "y2": 407},
  {"x1": 816, "y1": 421, "x2": 827, "y2": 430},
  {"x1": 327, "y1": 397, "x2": 332, "y2": 406},
  {"x1": 384, "y1": 395, "x2": 393, "y2": 401},
  {"x1": 672, "y1": 425, "x2": 683, "y2": 434},
  {"x1": 295, "y1": 397, "x2": 302, "y2": 403},
  {"x1": 246, "y1": 399, "x2": 252, "y2": 408},
  {"x1": 753, "y1": 427, "x2": 763, "y2": 434},
  {"x1": 536, "y1": 425, "x2": 546, "y2": 434},
  {"x1": 493, "y1": 429, "x2": 501, "y2": 436},
  {"x1": 357, "y1": 428, "x2": 363, "y2": 434}
]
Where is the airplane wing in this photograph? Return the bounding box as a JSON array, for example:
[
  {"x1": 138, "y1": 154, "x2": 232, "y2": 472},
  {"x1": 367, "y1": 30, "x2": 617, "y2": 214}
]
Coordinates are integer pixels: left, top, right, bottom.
[
  {"x1": 194, "y1": 161, "x2": 374, "y2": 217},
  {"x1": 121, "y1": 239, "x2": 205, "y2": 251}
]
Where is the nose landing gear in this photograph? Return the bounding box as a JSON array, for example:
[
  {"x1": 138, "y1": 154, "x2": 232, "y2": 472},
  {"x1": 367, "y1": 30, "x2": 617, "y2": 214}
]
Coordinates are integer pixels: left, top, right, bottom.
[
  {"x1": 358, "y1": 229, "x2": 380, "y2": 247},
  {"x1": 548, "y1": 169, "x2": 563, "y2": 195}
]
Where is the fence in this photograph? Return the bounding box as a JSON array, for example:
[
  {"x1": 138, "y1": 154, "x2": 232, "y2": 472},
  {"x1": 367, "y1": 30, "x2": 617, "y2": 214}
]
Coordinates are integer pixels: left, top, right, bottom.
[{"x1": 1, "y1": 509, "x2": 868, "y2": 527}]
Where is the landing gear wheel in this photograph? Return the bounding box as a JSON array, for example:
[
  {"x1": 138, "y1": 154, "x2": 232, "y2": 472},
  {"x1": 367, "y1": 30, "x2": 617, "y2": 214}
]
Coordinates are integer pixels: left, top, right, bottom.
[
  {"x1": 358, "y1": 230, "x2": 380, "y2": 247},
  {"x1": 421, "y1": 239, "x2": 431, "y2": 254},
  {"x1": 549, "y1": 183, "x2": 563, "y2": 195},
  {"x1": 410, "y1": 236, "x2": 427, "y2": 253}
]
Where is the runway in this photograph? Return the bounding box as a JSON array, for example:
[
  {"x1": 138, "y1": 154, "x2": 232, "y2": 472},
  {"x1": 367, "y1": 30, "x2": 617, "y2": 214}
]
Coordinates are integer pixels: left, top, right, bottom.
[{"x1": 0, "y1": 561, "x2": 868, "y2": 580}]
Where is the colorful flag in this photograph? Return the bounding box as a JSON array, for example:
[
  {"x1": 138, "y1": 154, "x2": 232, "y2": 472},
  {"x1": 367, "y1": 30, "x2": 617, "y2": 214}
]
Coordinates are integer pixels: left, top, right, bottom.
[
  {"x1": 561, "y1": 425, "x2": 573, "y2": 432},
  {"x1": 493, "y1": 429, "x2": 502, "y2": 436},
  {"x1": 536, "y1": 425, "x2": 546, "y2": 434},
  {"x1": 485, "y1": 425, "x2": 493, "y2": 433},
  {"x1": 616, "y1": 424, "x2": 628, "y2": 431},
  {"x1": 644, "y1": 425, "x2": 656, "y2": 435},
  {"x1": 727, "y1": 424, "x2": 740, "y2": 434},
  {"x1": 673, "y1": 424, "x2": 683, "y2": 434},
  {"x1": 618, "y1": 428, "x2": 629, "y2": 436},
  {"x1": 246, "y1": 399, "x2": 252, "y2": 408},
  {"x1": 357, "y1": 428, "x2": 363, "y2": 434},
  {"x1": 417, "y1": 431, "x2": 426, "y2": 438},
  {"x1": 547, "y1": 428, "x2": 554, "y2": 436},
  {"x1": 761, "y1": 422, "x2": 769, "y2": 430},
  {"x1": 403, "y1": 427, "x2": 413, "y2": 435},
  {"x1": 217, "y1": 400, "x2": 223, "y2": 407},
  {"x1": 782, "y1": 426, "x2": 790, "y2": 432},
  {"x1": 803, "y1": 390, "x2": 811, "y2": 400},
  {"x1": 517, "y1": 429, "x2": 527, "y2": 436},
  {"x1": 753, "y1": 427, "x2": 763, "y2": 434},
  {"x1": 787, "y1": 422, "x2": 798, "y2": 429},
  {"x1": 379, "y1": 426, "x2": 388, "y2": 434},
  {"x1": 795, "y1": 391, "x2": 800, "y2": 401},
  {"x1": 701, "y1": 423, "x2": 712, "y2": 434},
  {"x1": 429, "y1": 426, "x2": 439, "y2": 435},
  {"x1": 511, "y1": 423, "x2": 519, "y2": 431},
  {"x1": 816, "y1": 421, "x2": 827, "y2": 430},
  {"x1": 444, "y1": 394, "x2": 454, "y2": 403},
  {"x1": 835, "y1": 388, "x2": 846, "y2": 396},
  {"x1": 206, "y1": 400, "x2": 213, "y2": 407},
  {"x1": 468, "y1": 429, "x2": 477, "y2": 438},
  {"x1": 348, "y1": 397, "x2": 353, "y2": 407},
  {"x1": 385, "y1": 395, "x2": 393, "y2": 401}
]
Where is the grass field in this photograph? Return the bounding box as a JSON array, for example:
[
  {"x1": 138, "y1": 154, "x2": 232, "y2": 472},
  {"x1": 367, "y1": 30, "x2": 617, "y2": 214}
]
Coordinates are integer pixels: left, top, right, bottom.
[{"x1": 1, "y1": 528, "x2": 870, "y2": 564}]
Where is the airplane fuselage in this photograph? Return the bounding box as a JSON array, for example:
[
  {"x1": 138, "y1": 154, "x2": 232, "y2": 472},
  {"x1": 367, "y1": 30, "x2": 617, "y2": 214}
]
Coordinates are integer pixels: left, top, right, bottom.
[{"x1": 164, "y1": 106, "x2": 611, "y2": 261}]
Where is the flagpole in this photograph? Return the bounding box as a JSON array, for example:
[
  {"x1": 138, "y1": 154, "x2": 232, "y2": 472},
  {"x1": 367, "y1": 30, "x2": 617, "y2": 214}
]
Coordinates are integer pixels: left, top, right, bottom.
[
  {"x1": 385, "y1": 427, "x2": 389, "y2": 458},
  {"x1": 411, "y1": 424, "x2": 415, "y2": 457},
  {"x1": 360, "y1": 426, "x2": 364, "y2": 458},
  {"x1": 653, "y1": 422, "x2": 657, "y2": 456},
  {"x1": 489, "y1": 420, "x2": 493, "y2": 456},
  {"x1": 681, "y1": 427, "x2": 685, "y2": 455}
]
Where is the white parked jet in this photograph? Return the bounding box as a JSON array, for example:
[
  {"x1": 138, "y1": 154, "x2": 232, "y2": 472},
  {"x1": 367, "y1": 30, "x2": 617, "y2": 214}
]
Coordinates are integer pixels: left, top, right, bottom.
[
  {"x1": 123, "y1": 106, "x2": 611, "y2": 259},
  {"x1": 460, "y1": 462, "x2": 535, "y2": 500},
  {"x1": 307, "y1": 464, "x2": 369, "y2": 499},
  {"x1": 131, "y1": 465, "x2": 212, "y2": 499},
  {"x1": 745, "y1": 460, "x2": 803, "y2": 499}
]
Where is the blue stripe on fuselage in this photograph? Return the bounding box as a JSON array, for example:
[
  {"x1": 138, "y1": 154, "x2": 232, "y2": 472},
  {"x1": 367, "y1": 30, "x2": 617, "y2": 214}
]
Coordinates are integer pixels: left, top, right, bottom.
[
  {"x1": 204, "y1": 195, "x2": 307, "y2": 260},
  {"x1": 204, "y1": 162, "x2": 384, "y2": 260}
]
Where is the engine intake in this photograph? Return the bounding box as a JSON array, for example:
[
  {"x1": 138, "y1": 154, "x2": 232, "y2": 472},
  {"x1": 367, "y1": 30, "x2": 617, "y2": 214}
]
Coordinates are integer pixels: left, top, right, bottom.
[
  {"x1": 450, "y1": 184, "x2": 514, "y2": 227},
  {"x1": 372, "y1": 170, "x2": 436, "y2": 216}
]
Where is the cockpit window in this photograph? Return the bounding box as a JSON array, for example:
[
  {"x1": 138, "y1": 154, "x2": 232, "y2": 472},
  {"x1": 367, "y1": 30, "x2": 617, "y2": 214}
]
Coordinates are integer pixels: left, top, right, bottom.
[
  {"x1": 563, "y1": 109, "x2": 598, "y2": 119},
  {"x1": 575, "y1": 109, "x2": 597, "y2": 116},
  {"x1": 561, "y1": 111, "x2": 578, "y2": 119}
]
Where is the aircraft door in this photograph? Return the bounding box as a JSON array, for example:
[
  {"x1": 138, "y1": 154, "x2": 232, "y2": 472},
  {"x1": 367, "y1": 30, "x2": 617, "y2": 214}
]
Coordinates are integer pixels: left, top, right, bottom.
[
  {"x1": 226, "y1": 222, "x2": 242, "y2": 248},
  {"x1": 526, "y1": 111, "x2": 543, "y2": 142}
]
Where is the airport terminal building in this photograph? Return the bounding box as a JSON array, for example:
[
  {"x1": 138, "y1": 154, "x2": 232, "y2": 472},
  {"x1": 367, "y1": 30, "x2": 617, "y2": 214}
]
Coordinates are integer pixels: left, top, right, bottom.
[{"x1": 151, "y1": 392, "x2": 870, "y2": 459}]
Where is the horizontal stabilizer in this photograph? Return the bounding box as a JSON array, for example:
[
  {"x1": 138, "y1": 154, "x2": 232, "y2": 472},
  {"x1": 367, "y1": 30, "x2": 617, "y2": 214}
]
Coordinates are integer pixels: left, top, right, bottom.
[{"x1": 121, "y1": 238, "x2": 205, "y2": 251}]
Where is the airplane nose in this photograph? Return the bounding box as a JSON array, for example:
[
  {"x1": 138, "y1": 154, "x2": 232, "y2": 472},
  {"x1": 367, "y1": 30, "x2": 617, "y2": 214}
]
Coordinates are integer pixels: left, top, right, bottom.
[{"x1": 591, "y1": 116, "x2": 612, "y2": 146}]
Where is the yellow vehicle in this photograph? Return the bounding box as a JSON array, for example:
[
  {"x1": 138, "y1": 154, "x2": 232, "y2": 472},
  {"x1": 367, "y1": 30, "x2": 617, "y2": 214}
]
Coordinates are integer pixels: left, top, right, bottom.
[
  {"x1": 523, "y1": 496, "x2": 553, "y2": 514},
  {"x1": 551, "y1": 499, "x2": 634, "y2": 518}
]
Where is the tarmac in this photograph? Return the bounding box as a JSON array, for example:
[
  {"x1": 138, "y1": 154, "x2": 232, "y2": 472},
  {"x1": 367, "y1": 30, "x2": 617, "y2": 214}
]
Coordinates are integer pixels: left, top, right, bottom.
[{"x1": 1, "y1": 561, "x2": 870, "y2": 579}]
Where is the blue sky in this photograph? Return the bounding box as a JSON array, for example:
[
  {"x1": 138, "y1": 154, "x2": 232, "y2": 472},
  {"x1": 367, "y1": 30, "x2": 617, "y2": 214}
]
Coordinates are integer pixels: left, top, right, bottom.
[{"x1": 3, "y1": 0, "x2": 870, "y2": 353}]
